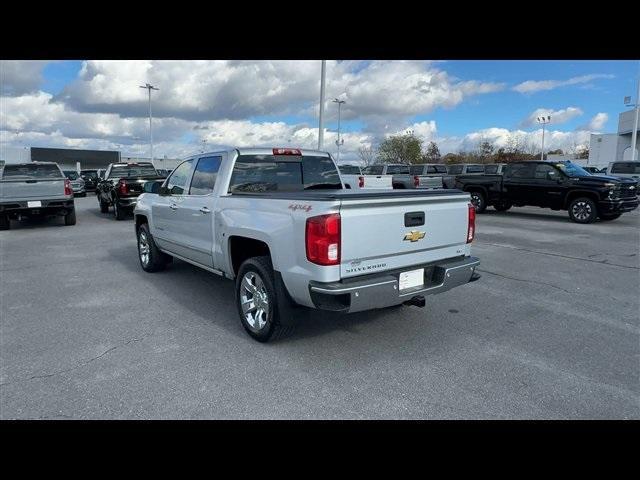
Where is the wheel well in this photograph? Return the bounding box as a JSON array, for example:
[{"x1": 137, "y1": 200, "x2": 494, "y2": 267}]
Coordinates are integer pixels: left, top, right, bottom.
[
  {"x1": 135, "y1": 214, "x2": 148, "y2": 232},
  {"x1": 229, "y1": 236, "x2": 271, "y2": 276},
  {"x1": 564, "y1": 191, "x2": 598, "y2": 208},
  {"x1": 466, "y1": 187, "x2": 487, "y2": 198}
]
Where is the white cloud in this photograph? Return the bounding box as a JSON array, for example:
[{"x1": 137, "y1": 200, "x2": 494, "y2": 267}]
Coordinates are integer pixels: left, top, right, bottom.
[
  {"x1": 578, "y1": 112, "x2": 608, "y2": 132},
  {"x1": 0, "y1": 61, "x2": 50, "y2": 95},
  {"x1": 512, "y1": 74, "x2": 615, "y2": 94},
  {"x1": 520, "y1": 107, "x2": 583, "y2": 128}
]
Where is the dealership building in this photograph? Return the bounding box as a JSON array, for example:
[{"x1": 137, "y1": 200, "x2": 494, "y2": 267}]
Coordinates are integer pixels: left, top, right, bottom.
[
  {"x1": 587, "y1": 109, "x2": 639, "y2": 168},
  {"x1": 0, "y1": 146, "x2": 181, "y2": 171}
]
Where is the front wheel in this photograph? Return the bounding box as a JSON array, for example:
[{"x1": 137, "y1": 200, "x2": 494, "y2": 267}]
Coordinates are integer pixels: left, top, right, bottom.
[
  {"x1": 469, "y1": 191, "x2": 487, "y2": 213},
  {"x1": 568, "y1": 197, "x2": 597, "y2": 224},
  {"x1": 0, "y1": 214, "x2": 9, "y2": 231},
  {"x1": 599, "y1": 212, "x2": 622, "y2": 221},
  {"x1": 137, "y1": 223, "x2": 171, "y2": 272},
  {"x1": 235, "y1": 256, "x2": 293, "y2": 342}
]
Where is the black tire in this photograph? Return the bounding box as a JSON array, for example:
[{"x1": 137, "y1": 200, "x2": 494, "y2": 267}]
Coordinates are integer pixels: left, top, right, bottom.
[
  {"x1": 100, "y1": 200, "x2": 109, "y2": 213},
  {"x1": 114, "y1": 200, "x2": 126, "y2": 220},
  {"x1": 0, "y1": 214, "x2": 9, "y2": 231},
  {"x1": 599, "y1": 212, "x2": 622, "y2": 221},
  {"x1": 568, "y1": 197, "x2": 597, "y2": 224},
  {"x1": 235, "y1": 256, "x2": 294, "y2": 342},
  {"x1": 137, "y1": 223, "x2": 171, "y2": 272},
  {"x1": 469, "y1": 191, "x2": 487, "y2": 213},
  {"x1": 64, "y1": 208, "x2": 76, "y2": 226},
  {"x1": 493, "y1": 200, "x2": 512, "y2": 212}
]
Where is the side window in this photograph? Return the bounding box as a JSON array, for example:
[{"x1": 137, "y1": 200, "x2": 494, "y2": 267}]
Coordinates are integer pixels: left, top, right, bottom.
[
  {"x1": 409, "y1": 165, "x2": 423, "y2": 175},
  {"x1": 484, "y1": 165, "x2": 498, "y2": 174},
  {"x1": 534, "y1": 164, "x2": 558, "y2": 180},
  {"x1": 427, "y1": 166, "x2": 437, "y2": 174},
  {"x1": 505, "y1": 164, "x2": 534, "y2": 179},
  {"x1": 166, "y1": 160, "x2": 194, "y2": 195},
  {"x1": 448, "y1": 165, "x2": 463, "y2": 175},
  {"x1": 190, "y1": 156, "x2": 222, "y2": 195}
]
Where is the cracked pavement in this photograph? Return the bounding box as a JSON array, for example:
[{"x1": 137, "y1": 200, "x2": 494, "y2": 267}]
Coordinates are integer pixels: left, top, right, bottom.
[{"x1": 1, "y1": 196, "x2": 639, "y2": 419}]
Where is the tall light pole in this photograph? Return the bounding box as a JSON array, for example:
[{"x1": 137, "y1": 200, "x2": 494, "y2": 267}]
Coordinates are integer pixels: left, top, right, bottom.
[
  {"x1": 537, "y1": 115, "x2": 551, "y2": 161},
  {"x1": 318, "y1": 60, "x2": 326, "y2": 150},
  {"x1": 625, "y1": 76, "x2": 640, "y2": 161},
  {"x1": 333, "y1": 98, "x2": 345, "y2": 162},
  {"x1": 139, "y1": 83, "x2": 159, "y2": 163}
]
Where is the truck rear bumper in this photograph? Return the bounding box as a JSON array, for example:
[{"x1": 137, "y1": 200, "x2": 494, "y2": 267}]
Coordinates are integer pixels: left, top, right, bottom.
[
  {"x1": 0, "y1": 199, "x2": 74, "y2": 217},
  {"x1": 308, "y1": 256, "x2": 480, "y2": 313},
  {"x1": 117, "y1": 197, "x2": 139, "y2": 208},
  {"x1": 598, "y1": 197, "x2": 639, "y2": 213}
]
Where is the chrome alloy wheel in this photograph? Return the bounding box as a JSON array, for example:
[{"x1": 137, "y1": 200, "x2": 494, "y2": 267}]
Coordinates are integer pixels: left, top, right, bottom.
[
  {"x1": 240, "y1": 272, "x2": 270, "y2": 330},
  {"x1": 138, "y1": 231, "x2": 150, "y2": 266},
  {"x1": 470, "y1": 193, "x2": 482, "y2": 210},
  {"x1": 571, "y1": 201, "x2": 592, "y2": 221}
]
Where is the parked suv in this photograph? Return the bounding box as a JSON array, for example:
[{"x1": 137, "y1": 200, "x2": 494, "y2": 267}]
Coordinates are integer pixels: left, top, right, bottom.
[{"x1": 606, "y1": 161, "x2": 640, "y2": 182}]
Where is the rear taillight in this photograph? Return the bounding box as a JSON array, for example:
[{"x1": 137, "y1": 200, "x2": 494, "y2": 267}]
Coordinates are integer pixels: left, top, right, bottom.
[
  {"x1": 118, "y1": 179, "x2": 129, "y2": 195},
  {"x1": 306, "y1": 214, "x2": 341, "y2": 266},
  {"x1": 467, "y1": 203, "x2": 475, "y2": 243},
  {"x1": 64, "y1": 178, "x2": 73, "y2": 196},
  {"x1": 414, "y1": 175, "x2": 420, "y2": 187},
  {"x1": 358, "y1": 176, "x2": 364, "y2": 188},
  {"x1": 273, "y1": 148, "x2": 301, "y2": 155}
]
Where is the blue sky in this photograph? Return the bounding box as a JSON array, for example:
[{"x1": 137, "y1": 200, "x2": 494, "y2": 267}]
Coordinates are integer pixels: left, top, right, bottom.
[{"x1": 2, "y1": 59, "x2": 638, "y2": 160}]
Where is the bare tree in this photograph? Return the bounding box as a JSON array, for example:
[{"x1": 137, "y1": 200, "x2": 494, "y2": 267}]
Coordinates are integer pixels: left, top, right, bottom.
[{"x1": 357, "y1": 146, "x2": 377, "y2": 166}]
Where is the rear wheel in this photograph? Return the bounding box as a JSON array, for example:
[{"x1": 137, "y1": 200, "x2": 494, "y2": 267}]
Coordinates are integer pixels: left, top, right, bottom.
[
  {"x1": 469, "y1": 191, "x2": 487, "y2": 213},
  {"x1": 114, "y1": 200, "x2": 126, "y2": 220},
  {"x1": 64, "y1": 208, "x2": 76, "y2": 226},
  {"x1": 568, "y1": 197, "x2": 597, "y2": 224},
  {"x1": 137, "y1": 223, "x2": 171, "y2": 272},
  {"x1": 0, "y1": 214, "x2": 9, "y2": 231},
  {"x1": 236, "y1": 256, "x2": 293, "y2": 342},
  {"x1": 599, "y1": 212, "x2": 622, "y2": 221}
]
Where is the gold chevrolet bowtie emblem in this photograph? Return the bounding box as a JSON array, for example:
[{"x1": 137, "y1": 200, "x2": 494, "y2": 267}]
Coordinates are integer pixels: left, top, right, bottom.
[{"x1": 403, "y1": 230, "x2": 426, "y2": 242}]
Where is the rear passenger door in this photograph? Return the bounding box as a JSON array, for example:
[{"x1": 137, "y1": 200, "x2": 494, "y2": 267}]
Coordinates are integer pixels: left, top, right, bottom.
[{"x1": 503, "y1": 163, "x2": 535, "y2": 205}]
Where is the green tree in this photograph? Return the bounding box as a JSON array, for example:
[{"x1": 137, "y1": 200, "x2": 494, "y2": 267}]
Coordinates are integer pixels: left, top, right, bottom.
[
  {"x1": 377, "y1": 132, "x2": 423, "y2": 164},
  {"x1": 478, "y1": 140, "x2": 494, "y2": 164}
]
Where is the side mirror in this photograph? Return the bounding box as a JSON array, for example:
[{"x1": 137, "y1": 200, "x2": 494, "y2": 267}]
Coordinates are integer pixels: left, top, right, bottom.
[{"x1": 158, "y1": 185, "x2": 170, "y2": 196}]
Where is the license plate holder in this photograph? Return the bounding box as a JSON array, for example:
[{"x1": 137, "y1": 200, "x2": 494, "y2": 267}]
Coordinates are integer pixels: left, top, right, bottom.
[
  {"x1": 27, "y1": 201, "x2": 42, "y2": 208},
  {"x1": 399, "y1": 268, "x2": 424, "y2": 291}
]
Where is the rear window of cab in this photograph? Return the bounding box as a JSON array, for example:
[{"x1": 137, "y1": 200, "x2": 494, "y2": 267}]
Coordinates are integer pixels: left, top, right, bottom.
[{"x1": 1, "y1": 164, "x2": 63, "y2": 179}]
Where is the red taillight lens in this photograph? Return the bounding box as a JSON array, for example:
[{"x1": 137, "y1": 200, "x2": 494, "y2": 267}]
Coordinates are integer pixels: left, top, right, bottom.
[
  {"x1": 64, "y1": 178, "x2": 73, "y2": 196},
  {"x1": 273, "y1": 148, "x2": 301, "y2": 155},
  {"x1": 306, "y1": 214, "x2": 341, "y2": 266},
  {"x1": 414, "y1": 175, "x2": 420, "y2": 187},
  {"x1": 118, "y1": 179, "x2": 129, "y2": 195},
  {"x1": 467, "y1": 203, "x2": 476, "y2": 243},
  {"x1": 358, "y1": 176, "x2": 364, "y2": 188}
]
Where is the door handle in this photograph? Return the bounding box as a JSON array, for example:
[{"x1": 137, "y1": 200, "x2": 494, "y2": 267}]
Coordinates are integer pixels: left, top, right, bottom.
[
  {"x1": 169, "y1": 204, "x2": 178, "y2": 210},
  {"x1": 199, "y1": 207, "x2": 211, "y2": 214}
]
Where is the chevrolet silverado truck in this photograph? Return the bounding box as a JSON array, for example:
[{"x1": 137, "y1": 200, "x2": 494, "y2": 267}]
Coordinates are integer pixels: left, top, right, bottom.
[
  {"x1": 338, "y1": 164, "x2": 393, "y2": 189},
  {"x1": 361, "y1": 163, "x2": 439, "y2": 189},
  {"x1": 455, "y1": 160, "x2": 639, "y2": 223},
  {"x1": 134, "y1": 148, "x2": 480, "y2": 342},
  {"x1": 96, "y1": 161, "x2": 166, "y2": 220},
  {"x1": 0, "y1": 162, "x2": 76, "y2": 230},
  {"x1": 409, "y1": 164, "x2": 450, "y2": 189}
]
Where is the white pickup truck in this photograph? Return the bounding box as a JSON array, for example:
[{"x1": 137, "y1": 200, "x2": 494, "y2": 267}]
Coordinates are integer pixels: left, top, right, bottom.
[
  {"x1": 0, "y1": 162, "x2": 76, "y2": 230},
  {"x1": 134, "y1": 148, "x2": 480, "y2": 342},
  {"x1": 338, "y1": 164, "x2": 393, "y2": 189}
]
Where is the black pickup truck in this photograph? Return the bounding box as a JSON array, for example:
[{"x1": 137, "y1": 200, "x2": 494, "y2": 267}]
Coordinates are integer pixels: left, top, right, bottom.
[
  {"x1": 96, "y1": 162, "x2": 166, "y2": 220},
  {"x1": 455, "y1": 160, "x2": 639, "y2": 223}
]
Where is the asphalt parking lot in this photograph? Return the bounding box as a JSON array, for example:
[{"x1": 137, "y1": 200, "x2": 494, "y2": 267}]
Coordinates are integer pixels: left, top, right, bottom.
[{"x1": 1, "y1": 195, "x2": 638, "y2": 419}]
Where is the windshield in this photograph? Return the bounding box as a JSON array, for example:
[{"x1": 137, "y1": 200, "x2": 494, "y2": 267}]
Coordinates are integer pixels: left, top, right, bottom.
[
  {"x1": 1, "y1": 164, "x2": 63, "y2": 179},
  {"x1": 610, "y1": 162, "x2": 640, "y2": 174},
  {"x1": 339, "y1": 165, "x2": 361, "y2": 175},
  {"x1": 108, "y1": 165, "x2": 158, "y2": 178},
  {"x1": 554, "y1": 161, "x2": 591, "y2": 177},
  {"x1": 81, "y1": 170, "x2": 98, "y2": 179},
  {"x1": 229, "y1": 154, "x2": 342, "y2": 193},
  {"x1": 64, "y1": 171, "x2": 80, "y2": 180}
]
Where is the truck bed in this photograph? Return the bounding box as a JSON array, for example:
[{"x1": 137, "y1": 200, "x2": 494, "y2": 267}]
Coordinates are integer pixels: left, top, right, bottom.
[{"x1": 227, "y1": 188, "x2": 465, "y2": 201}]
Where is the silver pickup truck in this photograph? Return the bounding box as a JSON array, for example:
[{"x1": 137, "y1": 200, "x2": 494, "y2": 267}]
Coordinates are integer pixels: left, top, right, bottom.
[
  {"x1": 0, "y1": 162, "x2": 76, "y2": 230},
  {"x1": 134, "y1": 148, "x2": 480, "y2": 342}
]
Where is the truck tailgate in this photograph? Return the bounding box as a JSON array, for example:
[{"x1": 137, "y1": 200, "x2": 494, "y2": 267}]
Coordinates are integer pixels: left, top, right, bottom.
[
  {"x1": 339, "y1": 192, "x2": 470, "y2": 278},
  {"x1": 0, "y1": 178, "x2": 67, "y2": 201},
  {"x1": 362, "y1": 175, "x2": 393, "y2": 189}
]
